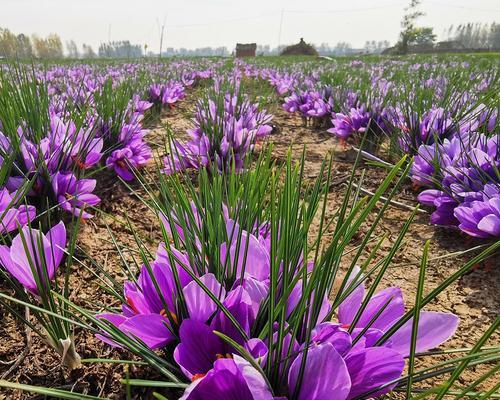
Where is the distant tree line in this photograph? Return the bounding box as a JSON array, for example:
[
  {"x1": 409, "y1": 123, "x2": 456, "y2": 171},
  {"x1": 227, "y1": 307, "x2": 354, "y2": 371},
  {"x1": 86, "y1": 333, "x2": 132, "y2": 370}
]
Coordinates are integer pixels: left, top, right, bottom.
[
  {"x1": 161, "y1": 42, "x2": 391, "y2": 57},
  {"x1": 161, "y1": 47, "x2": 230, "y2": 57},
  {"x1": 393, "y1": 0, "x2": 499, "y2": 54},
  {"x1": 0, "y1": 28, "x2": 64, "y2": 58},
  {"x1": 98, "y1": 41, "x2": 143, "y2": 58},
  {"x1": 255, "y1": 42, "x2": 390, "y2": 56},
  {"x1": 445, "y1": 23, "x2": 500, "y2": 49},
  {"x1": 0, "y1": 27, "x2": 143, "y2": 59}
]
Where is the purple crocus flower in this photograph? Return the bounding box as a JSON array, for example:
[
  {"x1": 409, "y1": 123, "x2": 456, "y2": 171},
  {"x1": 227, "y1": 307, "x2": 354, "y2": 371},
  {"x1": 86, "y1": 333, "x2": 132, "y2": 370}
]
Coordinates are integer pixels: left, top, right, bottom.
[
  {"x1": 180, "y1": 321, "x2": 405, "y2": 400},
  {"x1": 131, "y1": 94, "x2": 153, "y2": 114},
  {"x1": 339, "y1": 266, "x2": 459, "y2": 357},
  {"x1": 412, "y1": 132, "x2": 498, "y2": 234},
  {"x1": 287, "y1": 342, "x2": 351, "y2": 400},
  {"x1": 174, "y1": 285, "x2": 264, "y2": 379},
  {"x1": 0, "y1": 188, "x2": 36, "y2": 233},
  {"x1": 149, "y1": 84, "x2": 162, "y2": 103},
  {"x1": 51, "y1": 172, "x2": 100, "y2": 218},
  {"x1": 0, "y1": 221, "x2": 66, "y2": 295},
  {"x1": 105, "y1": 139, "x2": 152, "y2": 181},
  {"x1": 454, "y1": 184, "x2": 500, "y2": 238},
  {"x1": 162, "y1": 81, "x2": 186, "y2": 106},
  {"x1": 417, "y1": 190, "x2": 459, "y2": 226},
  {"x1": 180, "y1": 356, "x2": 273, "y2": 400},
  {"x1": 164, "y1": 88, "x2": 272, "y2": 175},
  {"x1": 328, "y1": 107, "x2": 370, "y2": 140},
  {"x1": 162, "y1": 140, "x2": 200, "y2": 175},
  {"x1": 285, "y1": 322, "x2": 404, "y2": 400},
  {"x1": 419, "y1": 107, "x2": 454, "y2": 144},
  {"x1": 48, "y1": 115, "x2": 103, "y2": 172},
  {"x1": 97, "y1": 242, "x2": 238, "y2": 350},
  {"x1": 97, "y1": 245, "x2": 194, "y2": 348}
]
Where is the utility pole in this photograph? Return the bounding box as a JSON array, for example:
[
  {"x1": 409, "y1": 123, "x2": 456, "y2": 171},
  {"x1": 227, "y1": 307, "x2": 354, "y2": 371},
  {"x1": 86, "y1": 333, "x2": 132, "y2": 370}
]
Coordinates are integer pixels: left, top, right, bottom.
[
  {"x1": 157, "y1": 16, "x2": 166, "y2": 59},
  {"x1": 277, "y1": 9, "x2": 284, "y2": 50}
]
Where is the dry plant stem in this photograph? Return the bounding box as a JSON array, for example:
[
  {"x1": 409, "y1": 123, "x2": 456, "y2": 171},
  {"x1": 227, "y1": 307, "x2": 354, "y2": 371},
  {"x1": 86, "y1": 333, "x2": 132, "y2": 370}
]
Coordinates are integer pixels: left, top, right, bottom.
[
  {"x1": 1, "y1": 306, "x2": 31, "y2": 380},
  {"x1": 350, "y1": 182, "x2": 428, "y2": 214}
]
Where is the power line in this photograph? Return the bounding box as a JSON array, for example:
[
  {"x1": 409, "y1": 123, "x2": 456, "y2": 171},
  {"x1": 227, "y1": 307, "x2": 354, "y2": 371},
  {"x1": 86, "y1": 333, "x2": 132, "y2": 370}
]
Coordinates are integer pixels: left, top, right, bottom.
[
  {"x1": 163, "y1": 3, "x2": 409, "y2": 29},
  {"x1": 423, "y1": 1, "x2": 500, "y2": 13},
  {"x1": 165, "y1": 12, "x2": 279, "y2": 29},
  {"x1": 282, "y1": 3, "x2": 407, "y2": 14}
]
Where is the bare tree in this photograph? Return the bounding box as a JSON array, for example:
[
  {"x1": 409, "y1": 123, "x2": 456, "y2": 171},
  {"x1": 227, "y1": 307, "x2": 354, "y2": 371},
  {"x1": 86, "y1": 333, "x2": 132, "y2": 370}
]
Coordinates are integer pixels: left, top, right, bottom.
[
  {"x1": 81, "y1": 43, "x2": 96, "y2": 59},
  {"x1": 66, "y1": 40, "x2": 79, "y2": 58}
]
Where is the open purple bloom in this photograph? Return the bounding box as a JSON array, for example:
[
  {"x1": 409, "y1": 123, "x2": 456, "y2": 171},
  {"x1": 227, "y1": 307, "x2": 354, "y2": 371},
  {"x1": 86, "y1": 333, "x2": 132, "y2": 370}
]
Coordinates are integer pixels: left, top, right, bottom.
[
  {"x1": 180, "y1": 356, "x2": 273, "y2": 400},
  {"x1": 328, "y1": 107, "x2": 370, "y2": 139},
  {"x1": 295, "y1": 323, "x2": 404, "y2": 400},
  {"x1": 105, "y1": 139, "x2": 152, "y2": 181},
  {"x1": 52, "y1": 172, "x2": 100, "y2": 218},
  {"x1": 48, "y1": 115, "x2": 103, "y2": 171},
  {"x1": 174, "y1": 286, "x2": 263, "y2": 379},
  {"x1": 0, "y1": 188, "x2": 36, "y2": 233},
  {"x1": 96, "y1": 245, "x2": 195, "y2": 349},
  {"x1": 288, "y1": 342, "x2": 351, "y2": 400},
  {"x1": 339, "y1": 267, "x2": 459, "y2": 357},
  {"x1": 179, "y1": 321, "x2": 405, "y2": 400},
  {"x1": 343, "y1": 347, "x2": 405, "y2": 400},
  {"x1": 419, "y1": 107, "x2": 454, "y2": 144},
  {"x1": 131, "y1": 94, "x2": 153, "y2": 114},
  {"x1": 0, "y1": 221, "x2": 66, "y2": 295},
  {"x1": 454, "y1": 186, "x2": 500, "y2": 238},
  {"x1": 417, "y1": 190, "x2": 459, "y2": 226},
  {"x1": 412, "y1": 132, "x2": 498, "y2": 235}
]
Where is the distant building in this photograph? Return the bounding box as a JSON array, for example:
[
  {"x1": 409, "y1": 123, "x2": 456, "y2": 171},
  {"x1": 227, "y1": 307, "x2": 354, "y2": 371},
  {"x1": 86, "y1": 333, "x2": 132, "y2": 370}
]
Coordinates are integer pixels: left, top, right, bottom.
[{"x1": 235, "y1": 43, "x2": 256, "y2": 58}]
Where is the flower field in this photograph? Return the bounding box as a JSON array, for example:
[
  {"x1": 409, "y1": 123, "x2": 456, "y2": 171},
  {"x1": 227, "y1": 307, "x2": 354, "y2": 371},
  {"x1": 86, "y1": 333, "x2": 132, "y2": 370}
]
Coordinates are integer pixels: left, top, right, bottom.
[{"x1": 0, "y1": 55, "x2": 498, "y2": 399}]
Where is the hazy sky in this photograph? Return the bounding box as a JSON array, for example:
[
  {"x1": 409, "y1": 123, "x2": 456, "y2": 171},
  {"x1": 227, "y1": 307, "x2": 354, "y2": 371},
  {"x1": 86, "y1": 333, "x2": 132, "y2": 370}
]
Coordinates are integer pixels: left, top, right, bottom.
[{"x1": 1, "y1": 0, "x2": 499, "y2": 52}]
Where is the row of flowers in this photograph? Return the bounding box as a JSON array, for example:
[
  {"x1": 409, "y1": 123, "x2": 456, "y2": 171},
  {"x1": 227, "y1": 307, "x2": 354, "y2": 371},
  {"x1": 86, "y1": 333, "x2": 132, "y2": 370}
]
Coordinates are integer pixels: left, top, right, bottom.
[
  {"x1": 239, "y1": 58, "x2": 499, "y2": 239},
  {"x1": 163, "y1": 77, "x2": 273, "y2": 175},
  {"x1": 0, "y1": 61, "x2": 214, "y2": 235}
]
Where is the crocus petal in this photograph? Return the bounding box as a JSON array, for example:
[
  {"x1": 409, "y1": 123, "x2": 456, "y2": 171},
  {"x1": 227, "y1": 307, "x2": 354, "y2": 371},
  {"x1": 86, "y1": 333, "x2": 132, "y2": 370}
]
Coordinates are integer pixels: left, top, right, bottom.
[
  {"x1": 355, "y1": 287, "x2": 405, "y2": 331},
  {"x1": 212, "y1": 287, "x2": 254, "y2": 345},
  {"x1": 180, "y1": 357, "x2": 268, "y2": 400},
  {"x1": 338, "y1": 266, "x2": 365, "y2": 325},
  {"x1": 184, "y1": 273, "x2": 226, "y2": 322},
  {"x1": 95, "y1": 313, "x2": 127, "y2": 347},
  {"x1": 387, "y1": 311, "x2": 459, "y2": 357},
  {"x1": 477, "y1": 214, "x2": 500, "y2": 237},
  {"x1": 288, "y1": 343, "x2": 351, "y2": 400},
  {"x1": 233, "y1": 355, "x2": 274, "y2": 399},
  {"x1": 239, "y1": 277, "x2": 269, "y2": 316},
  {"x1": 119, "y1": 314, "x2": 174, "y2": 349},
  {"x1": 46, "y1": 221, "x2": 66, "y2": 274},
  {"x1": 345, "y1": 347, "x2": 405, "y2": 400},
  {"x1": 174, "y1": 319, "x2": 224, "y2": 379},
  {"x1": 220, "y1": 229, "x2": 270, "y2": 281},
  {"x1": 311, "y1": 323, "x2": 352, "y2": 355},
  {"x1": 0, "y1": 244, "x2": 35, "y2": 291},
  {"x1": 10, "y1": 226, "x2": 48, "y2": 277}
]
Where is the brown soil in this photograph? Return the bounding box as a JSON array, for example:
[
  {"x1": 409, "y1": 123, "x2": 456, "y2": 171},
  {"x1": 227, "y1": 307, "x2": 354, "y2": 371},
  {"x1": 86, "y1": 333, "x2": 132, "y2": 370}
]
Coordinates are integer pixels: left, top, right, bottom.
[{"x1": 0, "y1": 90, "x2": 498, "y2": 399}]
